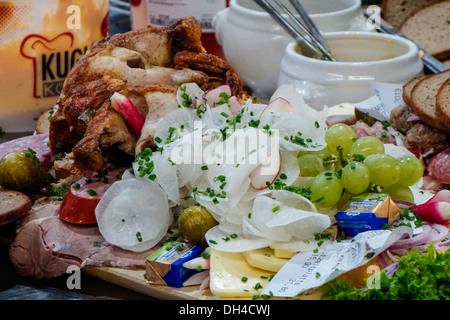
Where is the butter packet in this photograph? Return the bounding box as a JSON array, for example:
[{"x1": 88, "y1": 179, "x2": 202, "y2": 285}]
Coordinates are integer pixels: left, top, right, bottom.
[
  {"x1": 334, "y1": 193, "x2": 400, "y2": 237},
  {"x1": 145, "y1": 241, "x2": 202, "y2": 288}
]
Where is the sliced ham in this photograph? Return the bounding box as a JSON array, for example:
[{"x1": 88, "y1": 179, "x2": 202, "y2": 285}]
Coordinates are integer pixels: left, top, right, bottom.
[
  {"x1": 351, "y1": 121, "x2": 397, "y2": 145},
  {"x1": 9, "y1": 200, "x2": 161, "y2": 278},
  {"x1": 427, "y1": 147, "x2": 450, "y2": 185},
  {"x1": 0, "y1": 134, "x2": 54, "y2": 169},
  {"x1": 10, "y1": 216, "x2": 108, "y2": 279}
]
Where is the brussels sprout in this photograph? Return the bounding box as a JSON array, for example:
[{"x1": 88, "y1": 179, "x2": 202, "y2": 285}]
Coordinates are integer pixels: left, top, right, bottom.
[
  {"x1": 178, "y1": 205, "x2": 218, "y2": 248},
  {"x1": 0, "y1": 149, "x2": 49, "y2": 194}
]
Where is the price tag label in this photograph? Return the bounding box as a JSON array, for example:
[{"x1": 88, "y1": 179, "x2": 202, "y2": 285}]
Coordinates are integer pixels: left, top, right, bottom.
[{"x1": 262, "y1": 226, "x2": 412, "y2": 297}]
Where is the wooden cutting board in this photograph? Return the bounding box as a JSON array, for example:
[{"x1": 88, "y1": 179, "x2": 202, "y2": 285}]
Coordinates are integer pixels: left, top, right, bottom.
[{"x1": 82, "y1": 266, "x2": 219, "y2": 300}]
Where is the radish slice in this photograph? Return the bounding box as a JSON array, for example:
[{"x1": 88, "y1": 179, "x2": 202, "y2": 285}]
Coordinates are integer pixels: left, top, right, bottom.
[
  {"x1": 203, "y1": 84, "x2": 232, "y2": 107},
  {"x1": 250, "y1": 147, "x2": 281, "y2": 190},
  {"x1": 413, "y1": 190, "x2": 450, "y2": 225},
  {"x1": 259, "y1": 97, "x2": 294, "y2": 120},
  {"x1": 227, "y1": 95, "x2": 242, "y2": 119},
  {"x1": 183, "y1": 256, "x2": 210, "y2": 270},
  {"x1": 176, "y1": 83, "x2": 205, "y2": 109},
  {"x1": 204, "y1": 225, "x2": 275, "y2": 252},
  {"x1": 110, "y1": 92, "x2": 145, "y2": 138},
  {"x1": 95, "y1": 178, "x2": 170, "y2": 252}
]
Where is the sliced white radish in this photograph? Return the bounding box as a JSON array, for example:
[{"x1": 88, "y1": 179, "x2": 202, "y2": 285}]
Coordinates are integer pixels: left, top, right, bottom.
[
  {"x1": 203, "y1": 84, "x2": 232, "y2": 108},
  {"x1": 182, "y1": 270, "x2": 210, "y2": 287},
  {"x1": 259, "y1": 97, "x2": 294, "y2": 120},
  {"x1": 250, "y1": 147, "x2": 281, "y2": 190},
  {"x1": 110, "y1": 92, "x2": 145, "y2": 138},
  {"x1": 176, "y1": 82, "x2": 205, "y2": 108},
  {"x1": 95, "y1": 178, "x2": 170, "y2": 252},
  {"x1": 245, "y1": 196, "x2": 292, "y2": 242},
  {"x1": 413, "y1": 190, "x2": 450, "y2": 225},
  {"x1": 269, "y1": 84, "x2": 307, "y2": 114},
  {"x1": 204, "y1": 225, "x2": 274, "y2": 252}
]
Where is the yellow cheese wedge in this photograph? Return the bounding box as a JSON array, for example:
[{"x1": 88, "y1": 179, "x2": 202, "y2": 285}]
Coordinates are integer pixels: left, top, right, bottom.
[
  {"x1": 241, "y1": 247, "x2": 290, "y2": 272},
  {"x1": 209, "y1": 249, "x2": 275, "y2": 298}
]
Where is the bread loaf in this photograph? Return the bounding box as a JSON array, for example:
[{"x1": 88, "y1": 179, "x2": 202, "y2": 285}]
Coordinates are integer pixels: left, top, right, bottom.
[
  {"x1": 402, "y1": 74, "x2": 429, "y2": 106},
  {"x1": 381, "y1": 0, "x2": 443, "y2": 28},
  {"x1": 0, "y1": 189, "x2": 32, "y2": 226},
  {"x1": 399, "y1": 1, "x2": 450, "y2": 61},
  {"x1": 409, "y1": 69, "x2": 450, "y2": 132},
  {"x1": 436, "y1": 78, "x2": 450, "y2": 127}
]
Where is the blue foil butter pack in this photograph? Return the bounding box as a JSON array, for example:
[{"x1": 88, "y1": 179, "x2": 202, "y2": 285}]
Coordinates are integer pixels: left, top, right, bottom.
[
  {"x1": 145, "y1": 242, "x2": 202, "y2": 288},
  {"x1": 335, "y1": 193, "x2": 400, "y2": 237}
]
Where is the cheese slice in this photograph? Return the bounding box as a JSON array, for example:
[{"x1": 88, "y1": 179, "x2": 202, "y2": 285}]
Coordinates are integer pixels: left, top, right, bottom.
[
  {"x1": 241, "y1": 247, "x2": 290, "y2": 272},
  {"x1": 272, "y1": 248, "x2": 297, "y2": 259},
  {"x1": 209, "y1": 249, "x2": 275, "y2": 298},
  {"x1": 209, "y1": 249, "x2": 325, "y2": 300},
  {"x1": 326, "y1": 102, "x2": 356, "y2": 126}
]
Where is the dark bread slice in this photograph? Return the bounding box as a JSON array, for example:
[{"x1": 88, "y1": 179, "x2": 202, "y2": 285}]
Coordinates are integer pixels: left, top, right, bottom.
[
  {"x1": 399, "y1": 1, "x2": 450, "y2": 61},
  {"x1": 0, "y1": 189, "x2": 32, "y2": 226},
  {"x1": 402, "y1": 74, "x2": 430, "y2": 106},
  {"x1": 381, "y1": 0, "x2": 443, "y2": 29},
  {"x1": 436, "y1": 78, "x2": 450, "y2": 129},
  {"x1": 409, "y1": 69, "x2": 450, "y2": 132}
]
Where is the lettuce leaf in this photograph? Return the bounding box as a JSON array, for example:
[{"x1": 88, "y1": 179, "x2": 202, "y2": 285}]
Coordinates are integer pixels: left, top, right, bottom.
[{"x1": 323, "y1": 243, "x2": 450, "y2": 300}]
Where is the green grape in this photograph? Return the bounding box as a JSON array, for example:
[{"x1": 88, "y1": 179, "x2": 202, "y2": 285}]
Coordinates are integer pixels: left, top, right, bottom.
[
  {"x1": 325, "y1": 123, "x2": 356, "y2": 156},
  {"x1": 364, "y1": 153, "x2": 401, "y2": 187},
  {"x1": 310, "y1": 171, "x2": 343, "y2": 208},
  {"x1": 350, "y1": 136, "x2": 384, "y2": 159},
  {"x1": 297, "y1": 148, "x2": 330, "y2": 159},
  {"x1": 381, "y1": 183, "x2": 414, "y2": 203},
  {"x1": 396, "y1": 155, "x2": 424, "y2": 186},
  {"x1": 298, "y1": 154, "x2": 325, "y2": 177},
  {"x1": 341, "y1": 161, "x2": 371, "y2": 195}
]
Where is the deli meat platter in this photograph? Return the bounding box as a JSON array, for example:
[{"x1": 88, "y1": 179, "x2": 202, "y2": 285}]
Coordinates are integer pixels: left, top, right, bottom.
[{"x1": 1, "y1": 5, "x2": 449, "y2": 302}]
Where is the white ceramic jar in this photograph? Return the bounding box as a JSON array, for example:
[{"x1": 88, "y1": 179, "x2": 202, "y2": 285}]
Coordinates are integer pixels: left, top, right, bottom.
[
  {"x1": 214, "y1": 0, "x2": 362, "y2": 100},
  {"x1": 278, "y1": 32, "x2": 424, "y2": 110}
]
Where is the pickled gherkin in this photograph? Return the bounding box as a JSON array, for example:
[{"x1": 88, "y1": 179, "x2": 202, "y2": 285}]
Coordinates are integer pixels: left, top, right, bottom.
[
  {"x1": 178, "y1": 205, "x2": 218, "y2": 248},
  {"x1": 0, "y1": 149, "x2": 49, "y2": 194}
]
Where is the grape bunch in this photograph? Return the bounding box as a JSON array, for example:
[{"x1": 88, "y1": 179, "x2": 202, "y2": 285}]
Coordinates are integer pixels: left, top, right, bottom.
[{"x1": 297, "y1": 123, "x2": 423, "y2": 208}]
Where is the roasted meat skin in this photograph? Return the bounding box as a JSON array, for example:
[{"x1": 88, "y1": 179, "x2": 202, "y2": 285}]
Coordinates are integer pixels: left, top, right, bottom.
[
  {"x1": 72, "y1": 100, "x2": 136, "y2": 173},
  {"x1": 49, "y1": 17, "x2": 244, "y2": 174}
]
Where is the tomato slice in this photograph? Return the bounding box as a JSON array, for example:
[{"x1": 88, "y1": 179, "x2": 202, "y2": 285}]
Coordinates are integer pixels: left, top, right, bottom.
[{"x1": 58, "y1": 169, "x2": 124, "y2": 224}]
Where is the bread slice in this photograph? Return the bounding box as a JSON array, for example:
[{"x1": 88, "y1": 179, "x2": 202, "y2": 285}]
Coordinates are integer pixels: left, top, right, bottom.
[
  {"x1": 381, "y1": 0, "x2": 443, "y2": 28},
  {"x1": 436, "y1": 78, "x2": 450, "y2": 129},
  {"x1": 399, "y1": 1, "x2": 450, "y2": 60},
  {"x1": 409, "y1": 69, "x2": 450, "y2": 131},
  {"x1": 402, "y1": 74, "x2": 429, "y2": 106},
  {"x1": 35, "y1": 109, "x2": 52, "y2": 134},
  {"x1": 0, "y1": 189, "x2": 32, "y2": 226}
]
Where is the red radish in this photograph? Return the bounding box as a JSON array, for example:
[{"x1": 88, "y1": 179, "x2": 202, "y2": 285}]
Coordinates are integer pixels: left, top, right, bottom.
[
  {"x1": 227, "y1": 95, "x2": 242, "y2": 118},
  {"x1": 203, "y1": 84, "x2": 232, "y2": 107},
  {"x1": 182, "y1": 256, "x2": 210, "y2": 270},
  {"x1": 58, "y1": 169, "x2": 123, "y2": 224},
  {"x1": 110, "y1": 92, "x2": 145, "y2": 138},
  {"x1": 413, "y1": 190, "x2": 450, "y2": 225},
  {"x1": 250, "y1": 148, "x2": 282, "y2": 190},
  {"x1": 259, "y1": 97, "x2": 294, "y2": 120}
]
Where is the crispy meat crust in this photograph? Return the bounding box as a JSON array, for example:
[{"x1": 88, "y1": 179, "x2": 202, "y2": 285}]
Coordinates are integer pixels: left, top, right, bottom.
[{"x1": 49, "y1": 17, "x2": 244, "y2": 174}]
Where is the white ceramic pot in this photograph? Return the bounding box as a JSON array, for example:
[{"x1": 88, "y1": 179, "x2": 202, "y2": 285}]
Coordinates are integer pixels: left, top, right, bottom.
[
  {"x1": 278, "y1": 32, "x2": 424, "y2": 110},
  {"x1": 214, "y1": 0, "x2": 362, "y2": 100}
]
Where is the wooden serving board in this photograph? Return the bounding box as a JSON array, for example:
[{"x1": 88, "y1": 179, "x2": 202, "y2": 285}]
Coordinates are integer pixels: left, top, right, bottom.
[{"x1": 82, "y1": 266, "x2": 218, "y2": 300}]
